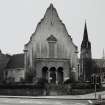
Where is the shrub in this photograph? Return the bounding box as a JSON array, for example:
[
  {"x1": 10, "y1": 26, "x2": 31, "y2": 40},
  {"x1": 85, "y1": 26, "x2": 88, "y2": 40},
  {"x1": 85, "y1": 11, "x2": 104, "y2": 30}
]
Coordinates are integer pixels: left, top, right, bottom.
[
  {"x1": 71, "y1": 82, "x2": 91, "y2": 89},
  {"x1": 33, "y1": 78, "x2": 48, "y2": 88},
  {"x1": 64, "y1": 79, "x2": 72, "y2": 84}
]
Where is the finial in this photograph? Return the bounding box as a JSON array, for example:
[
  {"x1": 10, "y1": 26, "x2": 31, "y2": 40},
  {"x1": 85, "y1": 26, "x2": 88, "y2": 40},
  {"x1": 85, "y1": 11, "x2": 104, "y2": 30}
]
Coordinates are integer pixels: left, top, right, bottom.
[
  {"x1": 50, "y1": 0, "x2": 54, "y2": 7},
  {"x1": 49, "y1": 2, "x2": 54, "y2": 25},
  {"x1": 50, "y1": 0, "x2": 54, "y2": 4},
  {"x1": 50, "y1": 3, "x2": 54, "y2": 9},
  {"x1": 85, "y1": 20, "x2": 87, "y2": 30}
]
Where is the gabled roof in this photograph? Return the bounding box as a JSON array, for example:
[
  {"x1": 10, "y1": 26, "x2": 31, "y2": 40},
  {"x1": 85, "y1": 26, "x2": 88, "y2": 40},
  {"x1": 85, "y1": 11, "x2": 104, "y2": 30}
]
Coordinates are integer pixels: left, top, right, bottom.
[
  {"x1": 6, "y1": 53, "x2": 24, "y2": 69},
  {"x1": 25, "y1": 3, "x2": 78, "y2": 52}
]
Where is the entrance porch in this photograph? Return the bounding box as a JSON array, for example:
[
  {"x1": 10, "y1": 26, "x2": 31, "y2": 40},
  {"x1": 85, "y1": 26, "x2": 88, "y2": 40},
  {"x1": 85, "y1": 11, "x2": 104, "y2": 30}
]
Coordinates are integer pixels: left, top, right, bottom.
[{"x1": 42, "y1": 66, "x2": 64, "y2": 84}]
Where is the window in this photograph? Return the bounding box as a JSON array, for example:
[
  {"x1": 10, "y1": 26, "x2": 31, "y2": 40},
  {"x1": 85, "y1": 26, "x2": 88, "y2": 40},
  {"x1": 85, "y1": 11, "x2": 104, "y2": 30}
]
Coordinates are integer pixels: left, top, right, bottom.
[{"x1": 47, "y1": 35, "x2": 57, "y2": 58}]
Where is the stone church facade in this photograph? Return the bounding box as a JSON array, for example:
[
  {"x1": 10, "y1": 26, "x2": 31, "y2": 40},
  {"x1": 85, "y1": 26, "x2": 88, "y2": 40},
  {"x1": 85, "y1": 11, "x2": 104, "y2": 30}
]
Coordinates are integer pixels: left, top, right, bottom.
[{"x1": 24, "y1": 4, "x2": 78, "y2": 84}]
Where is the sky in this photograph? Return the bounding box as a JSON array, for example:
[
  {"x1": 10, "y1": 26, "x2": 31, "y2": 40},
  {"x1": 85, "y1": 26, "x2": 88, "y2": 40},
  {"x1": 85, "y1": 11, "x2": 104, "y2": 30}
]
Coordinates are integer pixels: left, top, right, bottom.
[{"x1": 0, "y1": 0, "x2": 105, "y2": 58}]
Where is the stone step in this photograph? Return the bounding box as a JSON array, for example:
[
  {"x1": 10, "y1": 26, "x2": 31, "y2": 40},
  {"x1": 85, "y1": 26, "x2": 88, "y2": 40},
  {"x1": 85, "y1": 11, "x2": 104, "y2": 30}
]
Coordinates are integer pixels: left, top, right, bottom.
[
  {"x1": 48, "y1": 84, "x2": 66, "y2": 95},
  {"x1": 49, "y1": 90, "x2": 58, "y2": 96}
]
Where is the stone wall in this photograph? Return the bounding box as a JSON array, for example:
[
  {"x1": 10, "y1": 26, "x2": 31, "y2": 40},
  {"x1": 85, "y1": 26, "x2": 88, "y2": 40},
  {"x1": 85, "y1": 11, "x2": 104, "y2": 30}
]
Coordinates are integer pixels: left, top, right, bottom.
[{"x1": 5, "y1": 68, "x2": 25, "y2": 82}]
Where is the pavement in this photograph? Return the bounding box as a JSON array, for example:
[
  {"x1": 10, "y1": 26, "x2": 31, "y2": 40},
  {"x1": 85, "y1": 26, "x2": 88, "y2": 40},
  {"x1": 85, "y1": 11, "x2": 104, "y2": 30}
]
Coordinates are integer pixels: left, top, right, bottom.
[
  {"x1": 0, "y1": 91, "x2": 105, "y2": 105},
  {"x1": 0, "y1": 98, "x2": 88, "y2": 105},
  {"x1": 0, "y1": 91, "x2": 105, "y2": 100}
]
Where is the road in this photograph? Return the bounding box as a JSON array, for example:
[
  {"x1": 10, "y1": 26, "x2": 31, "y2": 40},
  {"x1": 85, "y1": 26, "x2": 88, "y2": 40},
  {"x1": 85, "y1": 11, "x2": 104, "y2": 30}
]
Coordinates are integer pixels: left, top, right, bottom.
[
  {"x1": 1, "y1": 90, "x2": 105, "y2": 105},
  {"x1": 0, "y1": 98, "x2": 89, "y2": 105}
]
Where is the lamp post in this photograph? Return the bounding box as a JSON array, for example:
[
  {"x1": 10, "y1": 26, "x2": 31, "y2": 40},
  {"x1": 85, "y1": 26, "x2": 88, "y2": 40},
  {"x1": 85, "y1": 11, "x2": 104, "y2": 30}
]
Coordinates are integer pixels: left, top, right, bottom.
[
  {"x1": 77, "y1": 64, "x2": 80, "y2": 80},
  {"x1": 94, "y1": 75, "x2": 97, "y2": 99},
  {"x1": 92, "y1": 73, "x2": 97, "y2": 99}
]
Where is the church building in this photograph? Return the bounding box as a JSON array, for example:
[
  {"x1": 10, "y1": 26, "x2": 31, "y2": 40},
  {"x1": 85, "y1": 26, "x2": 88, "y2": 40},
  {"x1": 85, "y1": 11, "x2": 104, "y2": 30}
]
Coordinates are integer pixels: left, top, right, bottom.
[
  {"x1": 0, "y1": 3, "x2": 105, "y2": 85},
  {"x1": 24, "y1": 4, "x2": 78, "y2": 84},
  {"x1": 80, "y1": 22, "x2": 92, "y2": 81}
]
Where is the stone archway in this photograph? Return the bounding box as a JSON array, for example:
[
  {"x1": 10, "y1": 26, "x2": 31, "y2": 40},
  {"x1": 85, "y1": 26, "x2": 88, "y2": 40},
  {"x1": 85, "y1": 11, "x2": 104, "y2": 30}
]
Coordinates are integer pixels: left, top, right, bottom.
[
  {"x1": 42, "y1": 66, "x2": 48, "y2": 80},
  {"x1": 57, "y1": 67, "x2": 63, "y2": 84},
  {"x1": 50, "y1": 67, "x2": 56, "y2": 84}
]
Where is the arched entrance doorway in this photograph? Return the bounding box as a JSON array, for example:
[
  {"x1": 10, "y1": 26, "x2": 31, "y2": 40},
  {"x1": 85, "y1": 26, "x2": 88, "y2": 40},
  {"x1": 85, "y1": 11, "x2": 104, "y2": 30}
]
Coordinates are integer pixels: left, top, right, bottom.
[
  {"x1": 42, "y1": 67, "x2": 48, "y2": 80},
  {"x1": 50, "y1": 67, "x2": 56, "y2": 84},
  {"x1": 57, "y1": 67, "x2": 63, "y2": 84}
]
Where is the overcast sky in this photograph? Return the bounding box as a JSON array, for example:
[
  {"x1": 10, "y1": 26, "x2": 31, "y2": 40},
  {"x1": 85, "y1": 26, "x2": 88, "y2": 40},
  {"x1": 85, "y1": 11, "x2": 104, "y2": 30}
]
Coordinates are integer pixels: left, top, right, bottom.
[{"x1": 0, "y1": 0, "x2": 105, "y2": 58}]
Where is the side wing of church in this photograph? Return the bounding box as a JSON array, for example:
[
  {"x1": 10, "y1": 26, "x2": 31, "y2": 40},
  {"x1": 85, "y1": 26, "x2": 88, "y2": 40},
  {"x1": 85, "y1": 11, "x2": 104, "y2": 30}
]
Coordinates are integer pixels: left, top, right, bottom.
[{"x1": 24, "y1": 4, "x2": 78, "y2": 83}]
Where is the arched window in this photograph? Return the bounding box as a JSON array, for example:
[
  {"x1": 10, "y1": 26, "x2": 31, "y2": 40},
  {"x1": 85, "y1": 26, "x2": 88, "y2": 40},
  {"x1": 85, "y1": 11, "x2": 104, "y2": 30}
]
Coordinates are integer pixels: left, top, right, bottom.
[
  {"x1": 57, "y1": 67, "x2": 63, "y2": 84},
  {"x1": 42, "y1": 67, "x2": 48, "y2": 80},
  {"x1": 50, "y1": 67, "x2": 56, "y2": 84}
]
